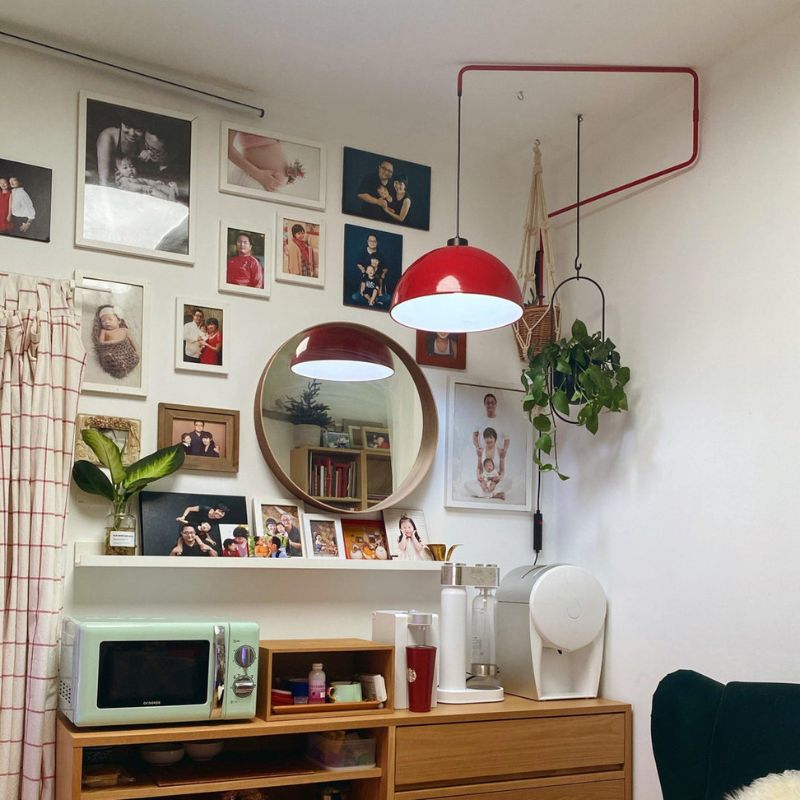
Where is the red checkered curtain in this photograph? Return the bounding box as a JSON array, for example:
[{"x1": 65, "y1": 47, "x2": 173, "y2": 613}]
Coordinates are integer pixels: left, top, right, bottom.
[{"x1": 0, "y1": 274, "x2": 85, "y2": 800}]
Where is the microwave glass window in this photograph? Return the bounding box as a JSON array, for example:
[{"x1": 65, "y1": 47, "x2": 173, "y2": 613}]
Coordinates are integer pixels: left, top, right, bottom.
[{"x1": 97, "y1": 640, "x2": 210, "y2": 708}]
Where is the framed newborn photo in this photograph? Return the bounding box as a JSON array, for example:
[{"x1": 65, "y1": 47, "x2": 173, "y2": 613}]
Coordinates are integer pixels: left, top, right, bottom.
[
  {"x1": 75, "y1": 414, "x2": 141, "y2": 467},
  {"x1": 74, "y1": 270, "x2": 149, "y2": 397},
  {"x1": 220, "y1": 122, "x2": 326, "y2": 210},
  {"x1": 275, "y1": 210, "x2": 325, "y2": 288},
  {"x1": 174, "y1": 298, "x2": 229, "y2": 375},
  {"x1": 303, "y1": 514, "x2": 345, "y2": 560},
  {"x1": 76, "y1": 91, "x2": 197, "y2": 265},
  {"x1": 157, "y1": 403, "x2": 239, "y2": 473},
  {"x1": 219, "y1": 220, "x2": 273, "y2": 300}
]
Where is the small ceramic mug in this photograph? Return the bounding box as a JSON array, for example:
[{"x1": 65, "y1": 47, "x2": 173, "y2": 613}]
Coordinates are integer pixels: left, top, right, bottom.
[{"x1": 327, "y1": 681, "x2": 362, "y2": 703}]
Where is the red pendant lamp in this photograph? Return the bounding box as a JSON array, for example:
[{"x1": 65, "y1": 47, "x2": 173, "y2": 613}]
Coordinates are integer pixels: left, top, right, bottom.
[
  {"x1": 291, "y1": 324, "x2": 394, "y2": 382},
  {"x1": 390, "y1": 83, "x2": 523, "y2": 332}
]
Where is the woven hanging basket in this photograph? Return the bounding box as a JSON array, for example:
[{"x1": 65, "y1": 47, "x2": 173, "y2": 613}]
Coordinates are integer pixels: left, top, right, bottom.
[{"x1": 512, "y1": 303, "x2": 560, "y2": 361}]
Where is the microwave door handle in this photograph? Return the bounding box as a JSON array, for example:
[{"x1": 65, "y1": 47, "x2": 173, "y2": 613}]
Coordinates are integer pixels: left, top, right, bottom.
[{"x1": 210, "y1": 624, "x2": 226, "y2": 718}]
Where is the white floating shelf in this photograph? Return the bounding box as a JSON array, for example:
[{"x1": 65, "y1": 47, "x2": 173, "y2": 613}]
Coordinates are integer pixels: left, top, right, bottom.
[{"x1": 72, "y1": 542, "x2": 442, "y2": 572}]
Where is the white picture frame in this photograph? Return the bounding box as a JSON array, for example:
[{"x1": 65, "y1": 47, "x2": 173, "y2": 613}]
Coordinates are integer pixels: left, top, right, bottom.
[
  {"x1": 74, "y1": 270, "x2": 150, "y2": 397},
  {"x1": 76, "y1": 91, "x2": 197, "y2": 265},
  {"x1": 382, "y1": 508, "x2": 432, "y2": 561},
  {"x1": 445, "y1": 376, "x2": 534, "y2": 513},
  {"x1": 220, "y1": 122, "x2": 326, "y2": 211},
  {"x1": 303, "y1": 513, "x2": 345, "y2": 559},
  {"x1": 174, "y1": 297, "x2": 229, "y2": 375},
  {"x1": 274, "y1": 210, "x2": 326, "y2": 288},
  {"x1": 252, "y1": 498, "x2": 306, "y2": 558},
  {"x1": 218, "y1": 218, "x2": 274, "y2": 300}
]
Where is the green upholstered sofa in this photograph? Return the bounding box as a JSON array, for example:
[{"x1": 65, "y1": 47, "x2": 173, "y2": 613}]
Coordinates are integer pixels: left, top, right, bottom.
[{"x1": 651, "y1": 669, "x2": 800, "y2": 799}]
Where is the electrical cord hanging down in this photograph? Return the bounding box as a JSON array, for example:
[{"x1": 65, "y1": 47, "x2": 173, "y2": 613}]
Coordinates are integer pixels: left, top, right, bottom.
[{"x1": 0, "y1": 29, "x2": 265, "y2": 118}]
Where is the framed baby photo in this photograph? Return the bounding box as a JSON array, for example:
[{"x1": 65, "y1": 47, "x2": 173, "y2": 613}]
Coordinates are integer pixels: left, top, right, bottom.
[
  {"x1": 220, "y1": 122, "x2": 326, "y2": 210},
  {"x1": 175, "y1": 298, "x2": 229, "y2": 375},
  {"x1": 416, "y1": 331, "x2": 467, "y2": 370},
  {"x1": 275, "y1": 210, "x2": 325, "y2": 288},
  {"x1": 75, "y1": 414, "x2": 141, "y2": 467},
  {"x1": 342, "y1": 224, "x2": 403, "y2": 313},
  {"x1": 218, "y1": 219, "x2": 273, "y2": 299},
  {"x1": 77, "y1": 91, "x2": 196, "y2": 264},
  {"x1": 252, "y1": 498, "x2": 305, "y2": 558},
  {"x1": 157, "y1": 403, "x2": 239, "y2": 473},
  {"x1": 363, "y1": 426, "x2": 391, "y2": 451},
  {"x1": 74, "y1": 270, "x2": 149, "y2": 397},
  {"x1": 445, "y1": 377, "x2": 534, "y2": 513},
  {"x1": 382, "y1": 508, "x2": 431, "y2": 561},
  {"x1": 0, "y1": 157, "x2": 52, "y2": 243},
  {"x1": 342, "y1": 519, "x2": 390, "y2": 561},
  {"x1": 341, "y1": 146, "x2": 431, "y2": 231},
  {"x1": 303, "y1": 514, "x2": 345, "y2": 560}
]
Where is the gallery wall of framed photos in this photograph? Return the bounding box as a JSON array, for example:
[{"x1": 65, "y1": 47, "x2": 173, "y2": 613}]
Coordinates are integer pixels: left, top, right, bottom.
[{"x1": 0, "y1": 40, "x2": 538, "y2": 637}]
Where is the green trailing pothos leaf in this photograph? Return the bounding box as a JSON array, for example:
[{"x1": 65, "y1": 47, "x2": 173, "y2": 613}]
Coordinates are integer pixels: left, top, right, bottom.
[
  {"x1": 72, "y1": 460, "x2": 115, "y2": 501},
  {"x1": 81, "y1": 429, "x2": 125, "y2": 484}
]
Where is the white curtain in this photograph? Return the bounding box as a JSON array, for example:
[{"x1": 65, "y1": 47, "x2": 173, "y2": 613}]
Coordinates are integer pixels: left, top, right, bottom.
[{"x1": 0, "y1": 274, "x2": 85, "y2": 800}]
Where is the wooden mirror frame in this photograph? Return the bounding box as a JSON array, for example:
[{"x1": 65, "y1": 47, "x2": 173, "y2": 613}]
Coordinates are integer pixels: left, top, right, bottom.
[{"x1": 254, "y1": 322, "x2": 438, "y2": 514}]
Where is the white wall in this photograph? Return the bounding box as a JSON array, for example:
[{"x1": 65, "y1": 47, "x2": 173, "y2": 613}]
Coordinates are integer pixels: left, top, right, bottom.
[
  {"x1": 0, "y1": 43, "x2": 545, "y2": 646},
  {"x1": 542, "y1": 9, "x2": 800, "y2": 798}
]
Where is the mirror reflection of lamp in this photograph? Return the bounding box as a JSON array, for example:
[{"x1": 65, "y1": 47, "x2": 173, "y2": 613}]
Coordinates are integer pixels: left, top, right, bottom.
[{"x1": 290, "y1": 324, "x2": 394, "y2": 382}]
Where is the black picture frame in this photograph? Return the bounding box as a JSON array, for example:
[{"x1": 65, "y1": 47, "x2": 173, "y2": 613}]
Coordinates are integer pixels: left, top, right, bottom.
[{"x1": 0, "y1": 158, "x2": 52, "y2": 243}]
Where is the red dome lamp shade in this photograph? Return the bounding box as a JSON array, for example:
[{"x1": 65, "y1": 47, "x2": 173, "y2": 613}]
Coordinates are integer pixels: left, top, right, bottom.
[
  {"x1": 291, "y1": 324, "x2": 394, "y2": 382},
  {"x1": 390, "y1": 237, "x2": 523, "y2": 332}
]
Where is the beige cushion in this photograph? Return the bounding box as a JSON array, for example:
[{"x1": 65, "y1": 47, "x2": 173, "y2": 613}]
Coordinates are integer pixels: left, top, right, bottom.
[{"x1": 725, "y1": 771, "x2": 800, "y2": 800}]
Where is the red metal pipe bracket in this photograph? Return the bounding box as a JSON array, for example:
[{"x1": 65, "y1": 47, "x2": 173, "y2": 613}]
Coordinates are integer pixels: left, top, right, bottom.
[{"x1": 457, "y1": 64, "x2": 699, "y2": 218}]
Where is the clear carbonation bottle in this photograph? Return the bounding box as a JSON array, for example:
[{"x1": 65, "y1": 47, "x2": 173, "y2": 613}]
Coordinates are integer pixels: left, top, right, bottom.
[{"x1": 468, "y1": 566, "x2": 501, "y2": 689}]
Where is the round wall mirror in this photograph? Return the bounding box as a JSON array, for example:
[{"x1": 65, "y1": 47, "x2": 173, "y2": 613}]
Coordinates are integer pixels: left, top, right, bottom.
[{"x1": 254, "y1": 322, "x2": 438, "y2": 514}]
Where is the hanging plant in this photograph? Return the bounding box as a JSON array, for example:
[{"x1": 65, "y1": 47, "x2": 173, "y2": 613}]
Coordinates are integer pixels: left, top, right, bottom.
[{"x1": 522, "y1": 318, "x2": 630, "y2": 479}]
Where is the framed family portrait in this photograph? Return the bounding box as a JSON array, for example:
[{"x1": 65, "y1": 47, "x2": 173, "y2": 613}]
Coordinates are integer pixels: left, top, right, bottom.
[
  {"x1": 275, "y1": 210, "x2": 325, "y2": 288},
  {"x1": 220, "y1": 122, "x2": 325, "y2": 210},
  {"x1": 445, "y1": 377, "x2": 534, "y2": 512},
  {"x1": 362, "y1": 427, "x2": 391, "y2": 451},
  {"x1": 303, "y1": 514, "x2": 345, "y2": 559},
  {"x1": 75, "y1": 414, "x2": 141, "y2": 467},
  {"x1": 252, "y1": 498, "x2": 305, "y2": 558},
  {"x1": 416, "y1": 331, "x2": 467, "y2": 370},
  {"x1": 175, "y1": 298, "x2": 229, "y2": 374},
  {"x1": 75, "y1": 270, "x2": 149, "y2": 397},
  {"x1": 157, "y1": 403, "x2": 239, "y2": 473},
  {"x1": 0, "y1": 157, "x2": 52, "y2": 243},
  {"x1": 139, "y1": 491, "x2": 248, "y2": 557},
  {"x1": 341, "y1": 146, "x2": 431, "y2": 231},
  {"x1": 219, "y1": 220, "x2": 273, "y2": 299},
  {"x1": 77, "y1": 91, "x2": 196, "y2": 264},
  {"x1": 342, "y1": 519, "x2": 390, "y2": 561},
  {"x1": 382, "y1": 508, "x2": 431, "y2": 561},
  {"x1": 342, "y1": 224, "x2": 403, "y2": 313}
]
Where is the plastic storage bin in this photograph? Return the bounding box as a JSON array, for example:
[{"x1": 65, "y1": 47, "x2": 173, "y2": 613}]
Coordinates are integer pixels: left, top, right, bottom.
[{"x1": 307, "y1": 731, "x2": 377, "y2": 770}]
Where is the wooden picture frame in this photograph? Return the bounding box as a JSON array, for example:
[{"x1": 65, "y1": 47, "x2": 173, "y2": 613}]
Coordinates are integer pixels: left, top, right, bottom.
[
  {"x1": 157, "y1": 403, "x2": 239, "y2": 473},
  {"x1": 362, "y1": 426, "x2": 391, "y2": 452},
  {"x1": 175, "y1": 297, "x2": 229, "y2": 374},
  {"x1": 415, "y1": 331, "x2": 467, "y2": 370},
  {"x1": 219, "y1": 218, "x2": 274, "y2": 299},
  {"x1": 275, "y1": 210, "x2": 325, "y2": 288},
  {"x1": 75, "y1": 414, "x2": 141, "y2": 467}
]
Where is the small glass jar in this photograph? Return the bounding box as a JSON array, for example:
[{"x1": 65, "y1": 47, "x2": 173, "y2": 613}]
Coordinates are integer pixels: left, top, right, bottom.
[{"x1": 104, "y1": 502, "x2": 136, "y2": 556}]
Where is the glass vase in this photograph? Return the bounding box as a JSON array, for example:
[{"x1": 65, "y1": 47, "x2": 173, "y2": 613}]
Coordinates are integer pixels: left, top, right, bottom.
[{"x1": 104, "y1": 500, "x2": 137, "y2": 556}]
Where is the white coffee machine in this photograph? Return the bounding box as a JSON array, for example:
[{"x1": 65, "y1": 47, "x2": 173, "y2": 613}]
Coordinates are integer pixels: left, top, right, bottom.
[
  {"x1": 496, "y1": 564, "x2": 606, "y2": 701},
  {"x1": 371, "y1": 610, "x2": 440, "y2": 710}
]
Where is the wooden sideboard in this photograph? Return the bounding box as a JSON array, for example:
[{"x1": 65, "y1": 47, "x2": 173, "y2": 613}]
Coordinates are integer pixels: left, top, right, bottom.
[{"x1": 57, "y1": 695, "x2": 631, "y2": 799}]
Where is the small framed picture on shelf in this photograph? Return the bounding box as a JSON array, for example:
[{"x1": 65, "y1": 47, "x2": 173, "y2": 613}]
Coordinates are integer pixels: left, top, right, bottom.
[
  {"x1": 157, "y1": 403, "x2": 239, "y2": 473},
  {"x1": 252, "y1": 498, "x2": 305, "y2": 558},
  {"x1": 363, "y1": 426, "x2": 391, "y2": 451},
  {"x1": 303, "y1": 514, "x2": 345, "y2": 559},
  {"x1": 219, "y1": 220, "x2": 272, "y2": 299},
  {"x1": 175, "y1": 298, "x2": 228, "y2": 374},
  {"x1": 382, "y1": 508, "x2": 432, "y2": 561},
  {"x1": 75, "y1": 414, "x2": 141, "y2": 467},
  {"x1": 416, "y1": 331, "x2": 467, "y2": 370},
  {"x1": 342, "y1": 519, "x2": 390, "y2": 561},
  {"x1": 275, "y1": 211, "x2": 325, "y2": 288},
  {"x1": 323, "y1": 430, "x2": 351, "y2": 449}
]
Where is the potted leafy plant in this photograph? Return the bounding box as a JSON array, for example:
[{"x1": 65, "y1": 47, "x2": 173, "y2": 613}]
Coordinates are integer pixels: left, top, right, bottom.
[
  {"x1": 72, "y1": 430, "x2": 185, "y2": 555},
  {"x1": 522, "y1": 319, "x2": 630, "y2": 479},
  {"x1": 278, "y1": 379, "x2": 334, "y2": 447}
]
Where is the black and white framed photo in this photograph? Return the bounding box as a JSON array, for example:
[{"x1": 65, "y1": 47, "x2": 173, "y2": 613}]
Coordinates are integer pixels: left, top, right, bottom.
[
  {"x1": 445, "y1": 377, "x2": 534, "y2": 512},
  {"x1": 275, "y1": 210, "x2": 325, "y2": 288},
  {"x1": 342, "y1": 224, "x2": 403, "y2": 312},
  {"x1": 139, "y1": 491, "x2": 248, "y2": 557},
  {"x1": 221, "y1": 122, "x2": 325, "y2": 210},
  {"x1": 303, "y1": 513, "x2": 345, "y2": 559},
  {"x1": 219, "y1": 220, "x2": 273, "y2": 299},
  {"x1": 77, "y1": 91, "x2": 196, "y2": 264},
  {"x1": 75, "y1": 270, "x2": 149, "y2": 397},
  {"x1": 0, "y1": 158, "x2": 52, "y2": 243},
  {"x1": 175, "y1": 298, "x2": 228, "y2": 375},
  {"x1": 382, "y1": 508, "x2": 431, "y2": 561},
  {"x1": 342, "y1": 146, "x2": 431, "y2": 231}
]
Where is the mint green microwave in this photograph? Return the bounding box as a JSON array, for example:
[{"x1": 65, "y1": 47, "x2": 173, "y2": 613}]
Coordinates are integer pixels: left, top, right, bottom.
[{"x1": 58, "y1": 617, "x2": 259, "y2": 727}]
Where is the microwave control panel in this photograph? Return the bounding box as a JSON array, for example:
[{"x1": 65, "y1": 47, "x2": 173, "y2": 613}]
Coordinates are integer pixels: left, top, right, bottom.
[{"x1": 223, "y1": 622, "x2": 260, "y2": 717}]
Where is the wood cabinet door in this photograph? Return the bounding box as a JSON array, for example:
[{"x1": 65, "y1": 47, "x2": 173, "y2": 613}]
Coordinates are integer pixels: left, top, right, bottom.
[{"x1": 395, "y1": 780, "x2": 625, "y2": 800}]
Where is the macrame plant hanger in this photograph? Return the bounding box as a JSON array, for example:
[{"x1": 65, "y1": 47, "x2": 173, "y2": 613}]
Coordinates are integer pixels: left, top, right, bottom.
[
  {"x1": 512, "y1": 140, "x2": 561, "y2": 360},
  {"x1": 550, "y1": 113, "x2": 606, "y2": 426}
]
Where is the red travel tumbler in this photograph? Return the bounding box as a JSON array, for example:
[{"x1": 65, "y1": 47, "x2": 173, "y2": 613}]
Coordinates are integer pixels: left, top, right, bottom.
[{"x1": 406, "y1": 645, "x2": 436, "y2": 712}]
